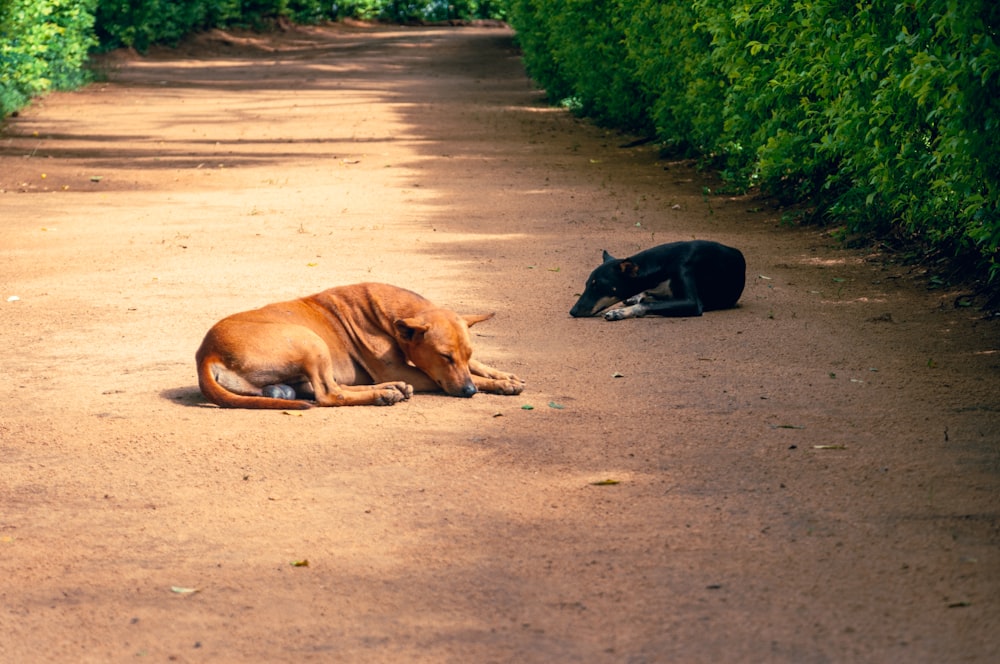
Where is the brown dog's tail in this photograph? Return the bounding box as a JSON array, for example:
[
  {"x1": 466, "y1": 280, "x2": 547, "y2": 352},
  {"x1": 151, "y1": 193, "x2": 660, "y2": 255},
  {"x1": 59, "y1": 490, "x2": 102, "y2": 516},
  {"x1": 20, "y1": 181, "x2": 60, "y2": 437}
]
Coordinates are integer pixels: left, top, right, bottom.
[{"x1": 196, "y1": 354, "x2": 311, "y2": 410}]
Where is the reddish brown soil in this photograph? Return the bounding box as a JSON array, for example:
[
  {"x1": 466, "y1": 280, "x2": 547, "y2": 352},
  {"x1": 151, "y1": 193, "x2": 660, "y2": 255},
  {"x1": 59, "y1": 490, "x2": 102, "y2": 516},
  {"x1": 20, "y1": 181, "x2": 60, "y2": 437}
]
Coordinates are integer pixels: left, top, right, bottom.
[{"x1": 1, "y1": 24, "x2": 998, "y2": 663}]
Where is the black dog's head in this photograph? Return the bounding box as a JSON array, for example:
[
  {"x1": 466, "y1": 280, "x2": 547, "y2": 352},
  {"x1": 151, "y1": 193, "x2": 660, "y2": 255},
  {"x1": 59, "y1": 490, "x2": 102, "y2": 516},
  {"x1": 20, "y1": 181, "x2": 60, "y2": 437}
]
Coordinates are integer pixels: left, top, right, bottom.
[{"x1": 569, "y1": 250, "x2": 641, "y2": 317}]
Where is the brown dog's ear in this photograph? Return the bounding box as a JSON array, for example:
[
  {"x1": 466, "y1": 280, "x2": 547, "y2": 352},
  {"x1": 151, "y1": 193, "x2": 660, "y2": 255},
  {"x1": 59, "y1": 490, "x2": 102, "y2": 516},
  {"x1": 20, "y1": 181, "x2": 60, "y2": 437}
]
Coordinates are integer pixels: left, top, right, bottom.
[
  {"x1": 618, "y1": 260, "x2": 639, "y2": 277},
  {"x1": 463, "y1": 312, "x2": 495, "y2": 327},
  {"x1": 395, "y1": 317, "x2": 430, "y2": 341}
]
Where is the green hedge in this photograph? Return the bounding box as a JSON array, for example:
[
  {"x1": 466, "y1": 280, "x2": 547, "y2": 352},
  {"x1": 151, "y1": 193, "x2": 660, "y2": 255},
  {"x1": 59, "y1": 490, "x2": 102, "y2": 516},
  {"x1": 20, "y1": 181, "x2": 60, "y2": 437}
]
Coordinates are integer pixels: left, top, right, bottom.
[
  {"x1": 94, "y1": 1, "x2": 507, "y2": 50},
  {"x1": 331, "y1": 0, "x2": 506, "y2": 23},
  {"x1": 0, "y1": 0, "x2": 97, "y2": 115},
  {"x1": 506, "y1": 0, "x2": 649, "y2": 127},
  {"x1": 93, "y1": 1, "x2": 334, "y2": 50},
  {"x1": 508, "y1": 0, "x2": 1000, "y2": 280}
]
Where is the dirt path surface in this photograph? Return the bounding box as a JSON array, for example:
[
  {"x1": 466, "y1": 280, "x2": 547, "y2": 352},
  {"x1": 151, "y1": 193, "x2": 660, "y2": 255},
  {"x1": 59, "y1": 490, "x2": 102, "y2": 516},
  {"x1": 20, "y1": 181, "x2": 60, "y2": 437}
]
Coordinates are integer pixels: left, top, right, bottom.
[{"x1": 2, "y1": 24, "x2": 999, "y2": 663}]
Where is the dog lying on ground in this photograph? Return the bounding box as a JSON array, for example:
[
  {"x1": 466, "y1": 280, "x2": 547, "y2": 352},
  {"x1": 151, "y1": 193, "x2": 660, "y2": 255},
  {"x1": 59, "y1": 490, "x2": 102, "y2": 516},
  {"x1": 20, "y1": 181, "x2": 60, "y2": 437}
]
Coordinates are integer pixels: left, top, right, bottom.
[
  {"x1": 569, "y1": 240, "x2": 746, "y2": 320},
  {"x1": 196, "y1": 282, "x2": 525, "y2": 409}
]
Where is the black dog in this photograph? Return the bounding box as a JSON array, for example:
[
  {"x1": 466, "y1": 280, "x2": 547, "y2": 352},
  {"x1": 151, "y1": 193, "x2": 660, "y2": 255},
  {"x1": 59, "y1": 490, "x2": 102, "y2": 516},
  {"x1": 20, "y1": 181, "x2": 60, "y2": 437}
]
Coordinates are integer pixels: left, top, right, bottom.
[{"x1": 569, "y1": 240, "x2": 746, "y2": 320}]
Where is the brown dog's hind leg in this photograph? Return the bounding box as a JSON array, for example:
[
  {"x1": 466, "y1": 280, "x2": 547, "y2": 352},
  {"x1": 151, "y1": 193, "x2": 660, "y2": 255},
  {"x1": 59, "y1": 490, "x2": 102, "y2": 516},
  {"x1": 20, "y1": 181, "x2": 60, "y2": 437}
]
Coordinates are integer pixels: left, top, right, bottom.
[
  {"x1": 303, "y1": 354, "x2": 412, "y2": 407},
  {"x1": 336, "y1": 381, "x2": 414, "y2": 405},
  {"x1": 313, "y1": 383, "x2": 411, "y2": 406}
]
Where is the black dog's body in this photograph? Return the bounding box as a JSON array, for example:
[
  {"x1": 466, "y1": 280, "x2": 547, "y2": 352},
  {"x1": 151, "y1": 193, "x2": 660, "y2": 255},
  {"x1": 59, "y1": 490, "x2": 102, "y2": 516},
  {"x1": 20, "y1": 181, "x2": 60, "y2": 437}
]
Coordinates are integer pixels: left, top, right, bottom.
[{"x1": 569, "y1": 240, "x2": 746, "y2": 320}]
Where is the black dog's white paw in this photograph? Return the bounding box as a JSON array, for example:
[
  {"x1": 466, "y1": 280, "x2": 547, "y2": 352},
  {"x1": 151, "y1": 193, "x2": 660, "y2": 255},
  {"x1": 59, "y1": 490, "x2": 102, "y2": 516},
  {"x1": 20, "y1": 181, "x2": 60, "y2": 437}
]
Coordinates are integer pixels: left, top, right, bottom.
[
  {"x1": 604, "y1": 309, "x2": 628, "y2": 321},
  {"x1": 263, "y1": 383, "x2": 297, "y2": 400}
]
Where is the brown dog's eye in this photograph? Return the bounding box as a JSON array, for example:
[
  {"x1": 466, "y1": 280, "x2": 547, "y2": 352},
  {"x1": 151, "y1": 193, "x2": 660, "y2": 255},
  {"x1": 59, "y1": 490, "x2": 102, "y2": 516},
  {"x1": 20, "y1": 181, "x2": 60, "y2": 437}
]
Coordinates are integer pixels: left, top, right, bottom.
[{"x1": 441, "y1": 353, "x2": 454, "y2": 364}]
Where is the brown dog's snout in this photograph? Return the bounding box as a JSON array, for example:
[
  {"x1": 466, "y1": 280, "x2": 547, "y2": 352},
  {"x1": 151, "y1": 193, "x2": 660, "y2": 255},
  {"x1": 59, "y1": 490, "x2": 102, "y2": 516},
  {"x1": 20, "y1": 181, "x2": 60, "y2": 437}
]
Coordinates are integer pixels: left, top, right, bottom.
[{"x1": 457, "y1": 382, "x2": 477, "y2": 398}]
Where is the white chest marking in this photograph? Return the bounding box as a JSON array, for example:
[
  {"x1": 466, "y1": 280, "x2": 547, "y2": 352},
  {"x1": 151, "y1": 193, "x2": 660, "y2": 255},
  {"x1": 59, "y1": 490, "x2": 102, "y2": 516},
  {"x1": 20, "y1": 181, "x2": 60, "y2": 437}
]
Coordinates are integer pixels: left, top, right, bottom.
[{"x1": 643, "y1": 279, "x2": 673, "y2": 300}]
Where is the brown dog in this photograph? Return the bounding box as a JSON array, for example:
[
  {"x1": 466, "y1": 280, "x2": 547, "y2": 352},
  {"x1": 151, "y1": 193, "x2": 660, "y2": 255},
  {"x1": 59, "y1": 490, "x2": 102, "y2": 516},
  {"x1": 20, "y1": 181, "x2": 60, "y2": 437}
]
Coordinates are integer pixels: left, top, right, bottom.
[{"x1": 196, "y1": 282, "x2": 525, "y2": 409}]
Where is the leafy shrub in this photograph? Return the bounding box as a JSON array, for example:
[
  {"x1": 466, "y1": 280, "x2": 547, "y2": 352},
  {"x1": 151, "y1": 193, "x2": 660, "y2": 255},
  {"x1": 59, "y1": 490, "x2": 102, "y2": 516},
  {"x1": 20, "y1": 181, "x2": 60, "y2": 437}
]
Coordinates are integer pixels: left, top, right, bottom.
[
  {"x1": 505, "y1": 0, "x2": 568, "y2": 99},
  {"x1": 331, "y1": 0, "x2": 505, "y2": 23},
  {"x1": 0, "y1": 0, "x2": 97, "y2": 115},
  {"x1": 93, "y1": 1, "x2": 334, "y2": 50},
  {"x1": 508, "y1": 0, "x2": 1000, "y2": 280},
  {"x1": 505, "y1": 0, "x2": 650, "y2": 129},
  {"x1": 94, "y1": 0, "x2": 212, "y2": 50},
  {"x1": 93, "y1": 0, "x2": 508, "y2": 49},
  {"x1": 623, "y1": 0, "x2": 720, "y2": 157}
]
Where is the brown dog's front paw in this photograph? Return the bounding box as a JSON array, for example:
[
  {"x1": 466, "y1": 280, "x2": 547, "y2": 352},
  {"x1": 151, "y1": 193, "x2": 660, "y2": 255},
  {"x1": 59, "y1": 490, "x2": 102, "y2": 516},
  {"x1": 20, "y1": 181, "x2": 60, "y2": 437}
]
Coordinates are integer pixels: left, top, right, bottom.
[
  {"x1": 503, "y1": 379, "x2": 525, "y2": 396},
  {"x1": 373, "y1": 382, "x2": 413, "y2": 405},
  {"x1": 493, "y1": 376, "x2": 526, "y2": 395},
  {"x1": 373, "y1": 390, "x2": 404, "y2": 406}
]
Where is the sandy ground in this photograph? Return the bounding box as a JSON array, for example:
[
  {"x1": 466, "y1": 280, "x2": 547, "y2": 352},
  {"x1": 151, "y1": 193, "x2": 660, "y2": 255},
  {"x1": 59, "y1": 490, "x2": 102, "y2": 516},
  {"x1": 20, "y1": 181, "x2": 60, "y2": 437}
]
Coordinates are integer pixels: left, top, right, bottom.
[{"x1": 1, "y1": 23, "x2": 998, "y2": 663}]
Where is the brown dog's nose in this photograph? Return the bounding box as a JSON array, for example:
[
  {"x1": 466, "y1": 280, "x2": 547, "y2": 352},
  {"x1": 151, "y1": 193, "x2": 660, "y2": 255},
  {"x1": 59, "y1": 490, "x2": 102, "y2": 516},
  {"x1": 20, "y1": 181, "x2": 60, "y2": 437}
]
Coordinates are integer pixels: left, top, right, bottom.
[{"x1": 458, "y1": 383, "x2": 477, "y2": 398}]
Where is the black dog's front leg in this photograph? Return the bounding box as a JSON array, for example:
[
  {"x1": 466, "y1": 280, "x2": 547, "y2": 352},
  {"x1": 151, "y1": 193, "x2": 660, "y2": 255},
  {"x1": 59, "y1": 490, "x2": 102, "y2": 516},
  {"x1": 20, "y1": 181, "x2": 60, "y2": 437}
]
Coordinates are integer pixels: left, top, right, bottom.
[
  {"x1": 604, "y1": 273, "x2": 702, "y2": 319},
  {"x1": 604, "y1": 298, "x2": 704, "y2": 320}
]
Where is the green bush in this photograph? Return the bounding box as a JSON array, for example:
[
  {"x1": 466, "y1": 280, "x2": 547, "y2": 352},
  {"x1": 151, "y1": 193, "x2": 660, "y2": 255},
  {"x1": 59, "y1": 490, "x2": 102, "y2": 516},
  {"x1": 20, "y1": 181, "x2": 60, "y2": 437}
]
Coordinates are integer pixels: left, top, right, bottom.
[
  {"x1": 93, "y1": 1, "x2": 335, "y2": 50},
  {"x1": 92, "y1": 1, "x2": 508, "y2": 50},
  {"x1": 94, "y1": 0, "x2": 212, "y2": 50},
  {"x1": 508, "y1": 0, "x2": 1000, "y2": 280},
  {"x1": 505, "y1": 0, "x2": 566, "y2": 97},
  {"x1": 506, "y1": 0, "x2": 649, "y2": 128},
  {"x1": 330, "y1": 0, "x2": 506, "y2": 23},
  {"x1": 0, "y1": 0, "x2": 97, "y2": 115},
  {"x1": 623, "y1": 0, "x2": 720, "y2": 157}
]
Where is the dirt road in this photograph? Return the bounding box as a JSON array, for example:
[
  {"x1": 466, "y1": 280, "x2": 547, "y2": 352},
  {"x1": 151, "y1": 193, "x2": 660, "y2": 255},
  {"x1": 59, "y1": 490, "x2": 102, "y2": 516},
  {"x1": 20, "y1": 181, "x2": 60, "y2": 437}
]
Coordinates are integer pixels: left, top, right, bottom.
[{"x1": 1, "y1": 23, "x2": 998, "y2": 662}]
